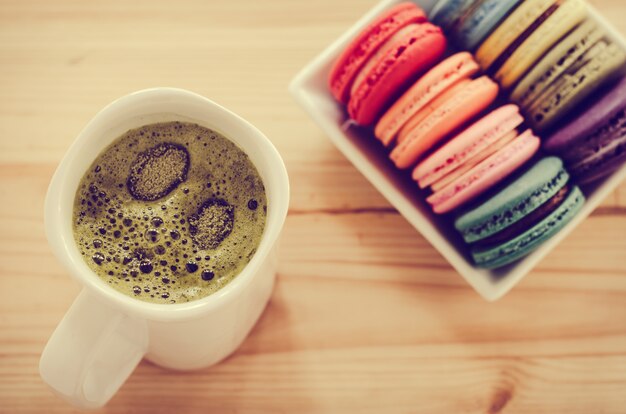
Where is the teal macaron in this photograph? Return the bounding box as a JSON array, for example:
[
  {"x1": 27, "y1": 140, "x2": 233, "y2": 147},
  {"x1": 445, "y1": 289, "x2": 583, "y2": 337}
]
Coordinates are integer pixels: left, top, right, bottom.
[
  {"x1": 453, "y1": 0, "x2": 523, "y2": 51},
  {"x1": 454, "y1": 157, "x2": 585, "y2": 269}
]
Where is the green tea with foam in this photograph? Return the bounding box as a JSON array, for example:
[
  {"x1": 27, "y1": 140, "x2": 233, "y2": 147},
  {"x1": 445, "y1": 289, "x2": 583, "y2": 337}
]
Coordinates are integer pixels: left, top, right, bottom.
[{"x1": 72, "y1": 121, "x2": 267, "y2": 303}]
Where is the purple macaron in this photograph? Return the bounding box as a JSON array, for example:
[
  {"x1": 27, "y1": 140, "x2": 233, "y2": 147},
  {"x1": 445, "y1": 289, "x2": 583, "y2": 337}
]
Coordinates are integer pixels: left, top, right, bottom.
[{"x1": 544, "y1": 76, "x2": 626, "y2": 184}]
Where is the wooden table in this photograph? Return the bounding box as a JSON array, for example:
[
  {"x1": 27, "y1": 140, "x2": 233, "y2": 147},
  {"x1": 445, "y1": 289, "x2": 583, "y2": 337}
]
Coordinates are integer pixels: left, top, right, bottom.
[{"x1": 1, "y1": 0, "x2": 626, "y2": 412}]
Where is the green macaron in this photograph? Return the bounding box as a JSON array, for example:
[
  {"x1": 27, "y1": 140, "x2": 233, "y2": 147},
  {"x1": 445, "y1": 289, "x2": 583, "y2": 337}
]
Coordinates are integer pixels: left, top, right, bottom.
[
  {"x1": 510, "y1": 18, "x2": 626, "y2": 132},
  {"x1": 455, "y1": 157, "x2": 585, "y2": 268}
]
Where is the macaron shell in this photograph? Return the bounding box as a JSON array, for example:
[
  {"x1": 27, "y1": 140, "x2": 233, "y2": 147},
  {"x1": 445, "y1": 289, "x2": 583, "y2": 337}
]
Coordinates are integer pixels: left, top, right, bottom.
[
  {"x1": 454, "y1": 0, "x2": 523, "y2": 51},
  {"x1": 475, "y1": 0, "x2": 555, "y2": 72},
  {"x1": 510, "y1": 19, "x2": 603, "y2": 107},
  {"x1": 350, "y1": 24, "x2": 419, "y2": 97},
  {"x1": 495, "y1": 0, "x2": 588, "y2": 90},
  {"x1": 347, "y1": 23, "x2": 446, "y2": 126},
  {"x1": 426, "y1": 130, "x2": 540, "y2": 214},
  {"x1": 527, "y1": 40, "x2": 626, "y2": 131},
  {"x1": 374, "y1": 52, "x2": 479, "y2": 147},
  {"x1": 390, "y1": 76, "x2": 499, "y2": 169},
  {"x1": 412, "y1": 104, "x2": 523, "y2": 188},
  {"x1": 471, "y1": 185, "x2": 585, "y2": 268},
  {"x1": 328, "y1": 2, "x2": 427, "y2": 104},
  {"x1": 455, "y1": 156, "x2": 569, "y2": 243}
]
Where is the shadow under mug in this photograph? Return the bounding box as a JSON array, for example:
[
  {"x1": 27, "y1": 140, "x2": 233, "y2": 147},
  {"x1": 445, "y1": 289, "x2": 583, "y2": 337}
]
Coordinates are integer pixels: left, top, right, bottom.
[{"x1": 39, "y1": 88, "x2": 290, "y2": 409}]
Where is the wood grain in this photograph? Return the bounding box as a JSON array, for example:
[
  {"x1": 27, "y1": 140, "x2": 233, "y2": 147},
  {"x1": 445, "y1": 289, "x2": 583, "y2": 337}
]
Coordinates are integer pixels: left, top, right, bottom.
[{"x1": 1, "y1": 0, "x2": 626, "y2": 413}]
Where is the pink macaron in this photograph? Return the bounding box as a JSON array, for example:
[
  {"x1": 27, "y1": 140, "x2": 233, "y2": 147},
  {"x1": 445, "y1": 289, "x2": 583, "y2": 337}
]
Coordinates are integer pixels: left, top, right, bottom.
[
  {"x1": 413, "y1": 104, "x2": 525, "y2": 189},
  {"x1": 424, "y1": 128, "x2": 540, "y2": 214}
]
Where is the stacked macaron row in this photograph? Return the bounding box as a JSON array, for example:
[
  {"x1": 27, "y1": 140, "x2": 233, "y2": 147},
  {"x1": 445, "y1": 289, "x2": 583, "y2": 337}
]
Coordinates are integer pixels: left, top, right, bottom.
[
  {"x1": 327, "y1": 2, "x2": 587, "y2": 268},
  {"x1": 377, "y1": 53, "x2": 541, "y2": 215},
  {"x1": 328, "y1": 3, "x2": 543, "y2": 215},
  {"x1": 433, "y1": 0, "x2": 626, "y2": 185},
  {"x1": 433, "y1": 0, "x2": 626, "y2": 132}
]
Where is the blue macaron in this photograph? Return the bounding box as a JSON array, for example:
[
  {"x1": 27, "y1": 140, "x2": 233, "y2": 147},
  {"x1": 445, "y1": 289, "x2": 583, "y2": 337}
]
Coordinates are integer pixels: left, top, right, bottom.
[
  {"x1": 455, "y1": 157, "x2": 585, "y2": 269},
  {"x1": 453, "y1": 0, "x2": 523, "y2": 51},
  {"x1": 429, "y1": 0, "x2": 478, "y2": 32}
]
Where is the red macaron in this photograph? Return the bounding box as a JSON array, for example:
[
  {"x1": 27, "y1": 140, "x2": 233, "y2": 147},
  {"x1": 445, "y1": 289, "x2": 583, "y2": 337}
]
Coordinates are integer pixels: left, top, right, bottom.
[
  {"x1": 328, "y1": 2, "x2": 446, "y2": 126},
  {"x1": 328, "y1": 2, "x2": 427, "y2": 104}
]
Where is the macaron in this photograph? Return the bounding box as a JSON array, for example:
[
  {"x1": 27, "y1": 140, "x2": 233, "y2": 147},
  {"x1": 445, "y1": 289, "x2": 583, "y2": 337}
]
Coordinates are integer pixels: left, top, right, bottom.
[
  {"x1": 510, "y1": 19, "x2": 603, "y2": 108},
  {"x1": 374, "y1": 52, "x2": 480, "y2": 147},
  {"x1": 424, "y1": 128, "x2": 540, "y2": 214},
  {"x1": 452, "y1": 0, "x2": 524, "y2": 51},
  {"x1": 328, "y1": 3, "x2": 446, "y2": 126},
  {"x1": 328, "y1": 2, "x2": 427, "y2": 104},
  {"x1": 348, "y1": 22, "x2": 446, "y2": 126},
  {"x1": 389, "y1": 75, "x2": 499, "y2": 169},
  {"x1": 429, "y1": 0, "x2": 479, "y2": 32},
  {"x1": 544, "y1": 77, "x2": 626, "y2": 184},
  {"x1": 476, "y1": 0, "x2": 587, "y2": 88},
  {"x1": 454, "y1": 157, "x2": 585, "y2": 268},
  {"x1": 494, "y1": 0, "x2": 588, "y2": 90},
  {"x1": 511, "y1": 19, "x2": 626, "y2": 131}
]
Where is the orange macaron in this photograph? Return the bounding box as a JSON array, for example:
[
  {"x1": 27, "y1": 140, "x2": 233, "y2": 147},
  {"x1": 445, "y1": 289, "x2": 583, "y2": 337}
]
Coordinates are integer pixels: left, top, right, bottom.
[{"x1": 374, "y1": 52, "x2": 480, "y2": 147}]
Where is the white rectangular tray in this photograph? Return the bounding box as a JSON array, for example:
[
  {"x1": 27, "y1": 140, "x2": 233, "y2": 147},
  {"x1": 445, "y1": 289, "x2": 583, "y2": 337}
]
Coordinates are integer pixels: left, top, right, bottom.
[{"x1": 289, "y1": 0, "x2": 626, "y2": 301}]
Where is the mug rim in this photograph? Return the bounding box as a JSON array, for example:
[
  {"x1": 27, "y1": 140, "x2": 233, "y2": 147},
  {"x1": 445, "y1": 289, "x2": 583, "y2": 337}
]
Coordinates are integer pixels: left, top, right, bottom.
[{"x1": 44, "y1": 88, "x2": 289, "y2": 321}]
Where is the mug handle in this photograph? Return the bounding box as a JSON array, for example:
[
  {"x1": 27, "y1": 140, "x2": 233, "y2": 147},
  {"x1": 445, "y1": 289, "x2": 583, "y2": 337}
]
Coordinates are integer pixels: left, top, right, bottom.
[{"x1": 39, "y1": 289, "x2": 148, "y2": 408}]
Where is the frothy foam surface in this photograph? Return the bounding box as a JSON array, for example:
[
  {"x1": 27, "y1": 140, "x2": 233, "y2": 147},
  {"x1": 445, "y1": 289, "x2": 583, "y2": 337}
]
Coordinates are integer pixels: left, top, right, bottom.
[{"x1": 73, "y1": 121, "x2": 267, "y2": 304}]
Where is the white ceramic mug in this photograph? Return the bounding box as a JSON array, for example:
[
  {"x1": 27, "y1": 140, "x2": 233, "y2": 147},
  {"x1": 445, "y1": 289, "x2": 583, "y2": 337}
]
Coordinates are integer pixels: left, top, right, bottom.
[{"x1": 39, "y1": 88, "x2": 290, "y2": 409}]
